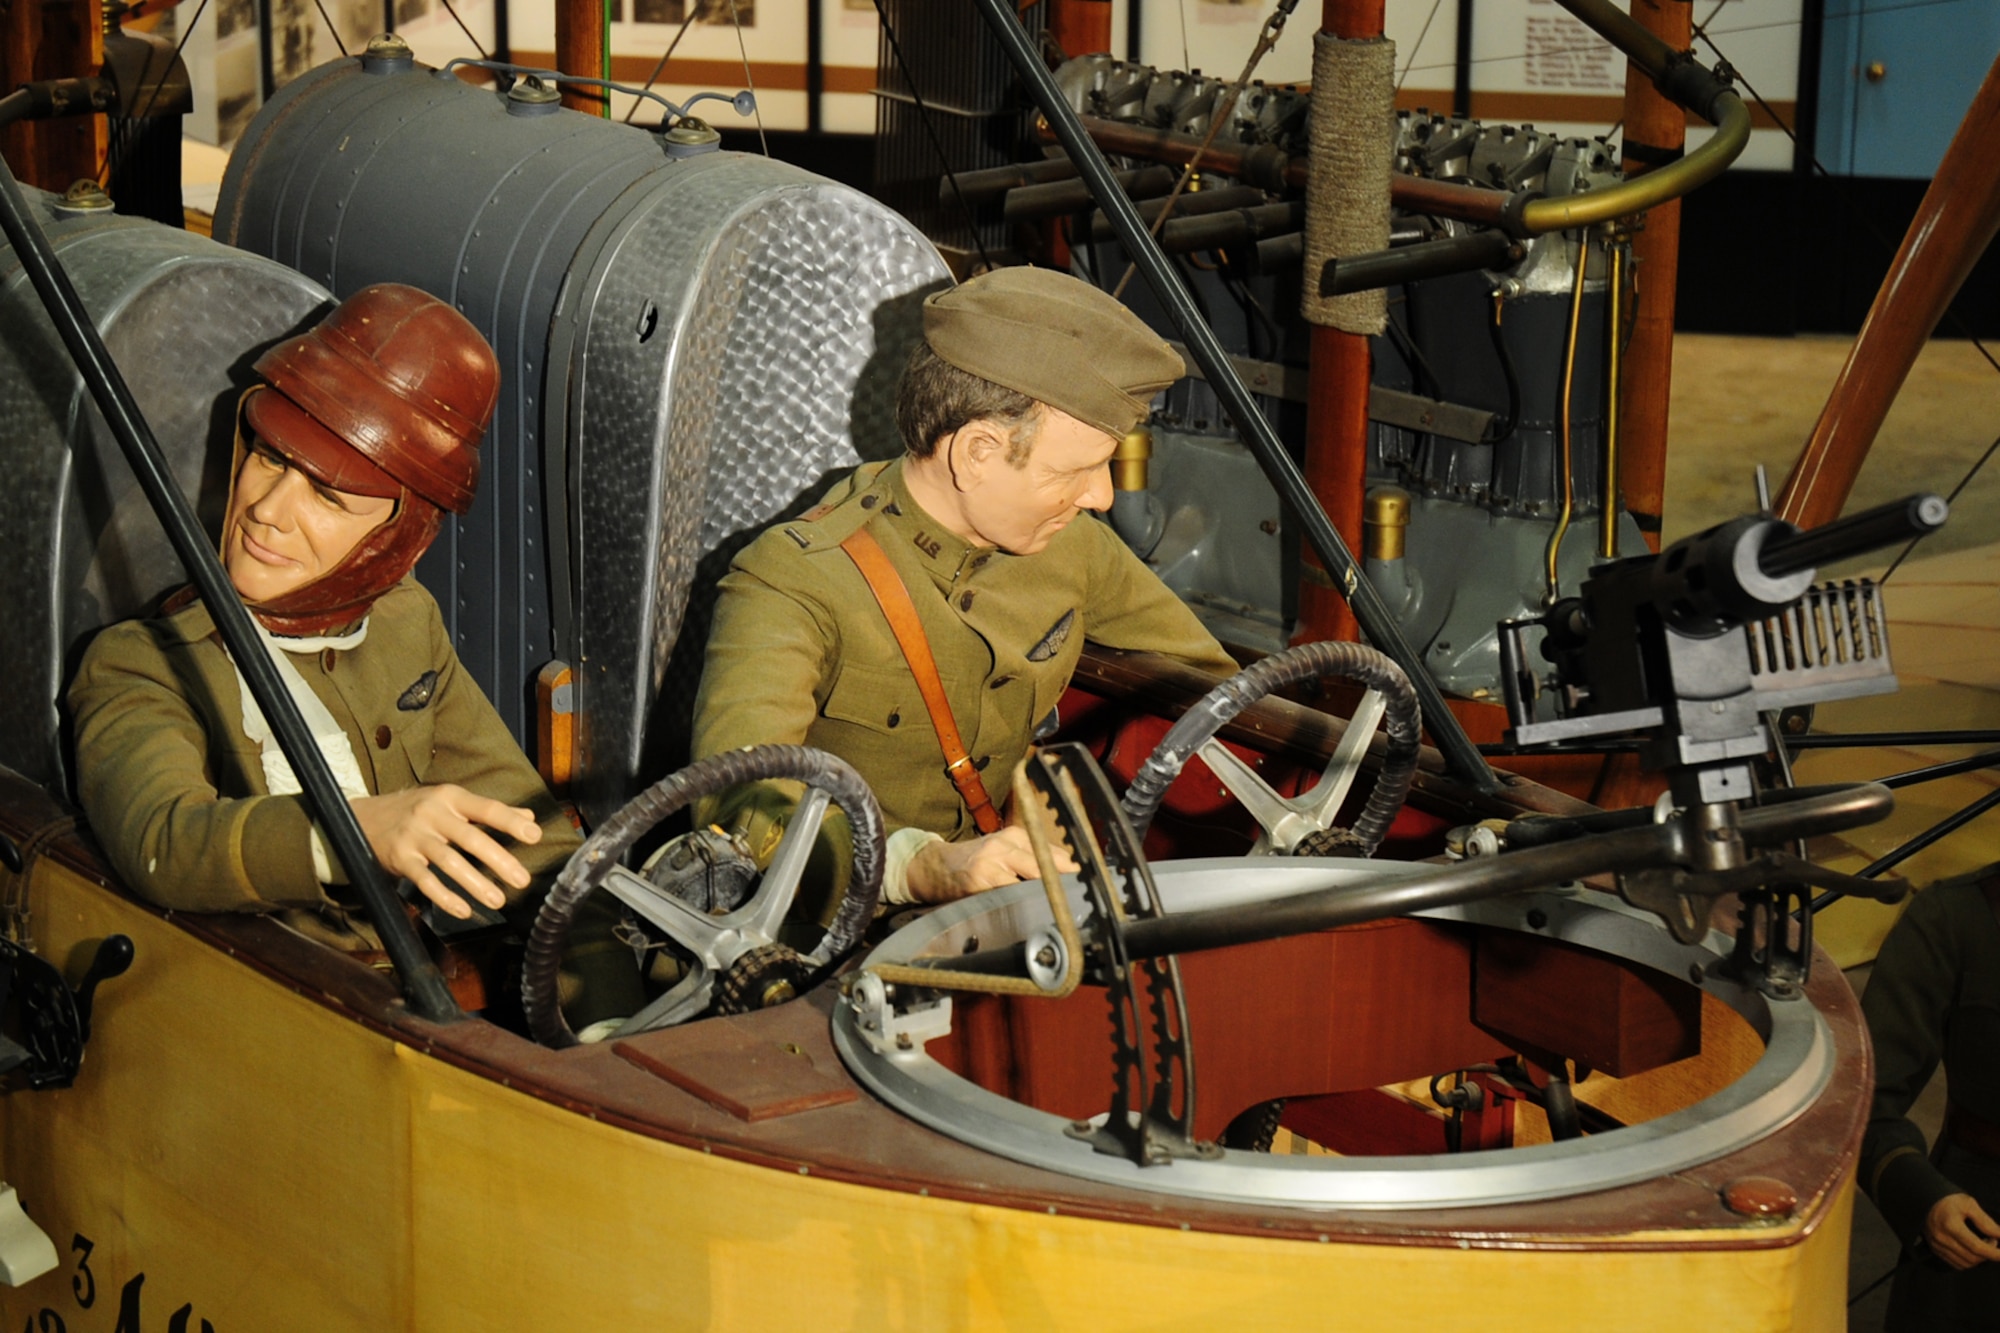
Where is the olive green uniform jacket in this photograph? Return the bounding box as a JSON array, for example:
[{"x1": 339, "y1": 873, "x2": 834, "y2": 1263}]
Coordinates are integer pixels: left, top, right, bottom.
[
  {"x1": 1858, "y1": 868, "x2": 2000, "y2": 1325},
  {"x1": 692, "y1": 458, "x2": 1236, "y2": 884},
  {"x1": 69, "y1": 577, "x2": 577, "y2": 925}
]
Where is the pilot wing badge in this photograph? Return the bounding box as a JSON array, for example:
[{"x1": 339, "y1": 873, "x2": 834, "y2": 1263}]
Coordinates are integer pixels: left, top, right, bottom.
[
  {"x1": 397, "y1": 670, "x2": 440, "y2": 711},
  {"x1": 1026, "y1": 609, "x2": 1076, "y2": 663}
]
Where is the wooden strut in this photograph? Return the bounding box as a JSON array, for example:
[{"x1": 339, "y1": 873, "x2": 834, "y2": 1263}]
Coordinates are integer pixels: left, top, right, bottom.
[
  {"x1": 1293, "y1": 0, "x2": 1386, "y2": 647},
  {"x1": 1, "y1": 0, "x2": 104, "y2": 193},
  {"x1": 1613, "y1": 0, "x2": 1691, "y2": 552},
  {"x1": 555, "y1": 0, "x2": 609, "y2": 116},
  {"x1": 1780, "y1": 49, "x2": 2000, "y2": 530}
]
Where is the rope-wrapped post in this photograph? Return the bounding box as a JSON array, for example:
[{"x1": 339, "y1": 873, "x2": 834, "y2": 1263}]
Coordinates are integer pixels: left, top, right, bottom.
[
  {"x1": 1300, "y1": 33, "x2": 1397, "y2": 334},
  {"x1": 523, "y1": 745, "x2": 885, "y2": 1048},
  {"x1": 1296, "y1": 25, "x2": 1396, "y2": 645},
  {"x1": 1120, "y1": 640, "x2": 1422, "y2": 855}
]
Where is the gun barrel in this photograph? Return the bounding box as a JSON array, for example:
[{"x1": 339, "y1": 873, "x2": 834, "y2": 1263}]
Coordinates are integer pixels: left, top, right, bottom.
[{"x1": 1759, "y1": 493, "x2": 1948, "y2": 577}]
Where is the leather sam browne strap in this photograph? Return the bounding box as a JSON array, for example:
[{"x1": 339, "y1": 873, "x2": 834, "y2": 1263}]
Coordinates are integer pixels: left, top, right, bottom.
[{"x1": 838, "y1": 528, "x2": 1004, "y2": 836}]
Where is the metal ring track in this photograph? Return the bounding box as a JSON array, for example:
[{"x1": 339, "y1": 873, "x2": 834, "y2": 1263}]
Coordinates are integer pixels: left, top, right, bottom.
[{"x1": 833, "y1": 858, "x2": 1831, "y2": 1211}]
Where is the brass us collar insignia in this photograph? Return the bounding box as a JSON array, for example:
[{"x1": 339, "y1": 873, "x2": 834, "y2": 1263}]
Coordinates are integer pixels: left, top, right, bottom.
[
  {"x1": 397, "y1": 670, "x2": 440, "y2": 711},
  {"x1": 1027, "y1": 609, "x2": 1076, "y2": 663},
  {"x1": 913, "y1": 531, "x2": 943, "y2": 559}
]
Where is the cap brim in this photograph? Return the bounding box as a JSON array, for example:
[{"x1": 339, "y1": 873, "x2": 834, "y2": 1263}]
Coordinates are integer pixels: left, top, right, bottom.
[{"x1": 242, "y1": 388, "x2": 404, "y2": 501}]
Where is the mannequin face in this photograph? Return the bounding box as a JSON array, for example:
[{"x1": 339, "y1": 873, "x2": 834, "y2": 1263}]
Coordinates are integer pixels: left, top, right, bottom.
[
  {"x1": 223, "y1": 442, "x2": 396, "y2": 605},
  {"x1": 942, "y1": 406, "x2": 1118, "y2": 555}
]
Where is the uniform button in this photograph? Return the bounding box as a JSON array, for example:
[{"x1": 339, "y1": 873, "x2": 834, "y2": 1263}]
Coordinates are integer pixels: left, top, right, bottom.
[
  {"x1": 861, "y1": 494, "x2": 878, "y2": 509},
  {"x1": 374, "y1": 725, "x2": 392, "y2": 750},
  {"x1": 321, "y1": 648, "x2": 338, "y2": 673},
  {"x1": 886, "y1": 710, "x2": 901, "y2": 729},
  {"x1": 989, "y1": 674, "x2": 1015, "y2": 689},
  {"x1": 973, "y1": 756, "x2": 990, "y2": 771},
  {"x1": 959, "y1": 592, "x2": 975, "y2": 611},
  {"x1": 972, "y1": 553, "x2": 991, "y2": 569}
]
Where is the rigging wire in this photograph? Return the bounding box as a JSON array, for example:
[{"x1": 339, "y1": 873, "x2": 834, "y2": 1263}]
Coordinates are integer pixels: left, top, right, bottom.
[
  {"x1": 1684, "y1": 20, "x2": 2000, "y2": 578},
  {"x1": 1229, "y1": 268, "x2": 1284, "y2": 358},
  {"x1": 438, "y1": 0, "x2": 491, "y2": 61},
  {"x1": 868, "y1": 0, "x2": 992, "y2": 276},
  {"x1": 313, "y1": 0, "x2": 350, "y2": 58},
  {"x1": 97, "y1": 0, "x2": 211, "y2": 184},
  {"x1": 1110, "y1": 0, "x2": 1299, "y2": 301},
  {"x1": 1395, "y1": 0, "x2": 1978, "y2": 78},
  {"x1": 1396, "y1": 0, "x2": 1445, "y2": 95},
  {"x1": 623, "y1": 6, "x2": 702, "y2": 123},
  {"x1": 1879, "y1": 430, "x2": 2000, "y2": 583},
  {"x1": 725, "y1": 0, "x2": 769, "y2": 155},
  {"x1": 1063, "y1": 216, "x2": 1095, "y2": 283}
]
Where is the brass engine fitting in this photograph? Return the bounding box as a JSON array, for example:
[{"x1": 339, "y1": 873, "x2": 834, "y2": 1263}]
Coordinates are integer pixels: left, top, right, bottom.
[
  {"x1": 1364, "y1": 486, "x2": 1410, "y2": 562},
  {"x1": 1112, "y1": 425, "x2": 1153, "y2": 491}
]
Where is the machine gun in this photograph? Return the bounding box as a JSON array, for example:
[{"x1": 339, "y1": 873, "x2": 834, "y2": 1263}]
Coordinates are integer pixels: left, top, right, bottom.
[{"x1": 1496, "y1": 489, "x2": 1949, "y2": 992}]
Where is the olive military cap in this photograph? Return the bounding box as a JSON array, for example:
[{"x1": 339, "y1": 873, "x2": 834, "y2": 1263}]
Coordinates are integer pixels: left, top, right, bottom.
[{"x1": 921, "y1": 267, "x2": 1186, "y2": 438}]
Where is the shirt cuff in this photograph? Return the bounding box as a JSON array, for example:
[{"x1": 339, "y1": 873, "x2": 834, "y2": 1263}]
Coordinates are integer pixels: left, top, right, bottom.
[
  {"x1": 881, "y1": 826, "x2": 944, "y2": 906},
  {"x1": 308, "y1": 823, "x2": 349, "y2": 886}
]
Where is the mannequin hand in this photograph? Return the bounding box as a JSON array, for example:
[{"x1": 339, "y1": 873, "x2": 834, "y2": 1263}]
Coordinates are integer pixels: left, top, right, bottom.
[
  {"x1": 904, "y1": 824, "x2": 1079, "y2": 905},
  {"x1": 1924, "y1": 1193, "x2": 2000, "y2": 1269},
  {"x1": 351, "y1": 785, "x2": 542, "y2": 919}
]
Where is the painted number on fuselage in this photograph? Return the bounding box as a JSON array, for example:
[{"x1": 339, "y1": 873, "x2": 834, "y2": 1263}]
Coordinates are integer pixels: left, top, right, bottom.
[{"x1": 25, "y1": 1235, "x2": 212, "y2": 1333}]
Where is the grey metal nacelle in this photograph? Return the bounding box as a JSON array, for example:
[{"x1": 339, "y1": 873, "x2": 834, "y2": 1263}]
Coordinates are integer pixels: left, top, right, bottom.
[
  {"x1": 216, "y1": 58, "x2": 950, "y2": 822},
  {"x1": 0, "y1": 185, "x2": 330, "y2": 790}
]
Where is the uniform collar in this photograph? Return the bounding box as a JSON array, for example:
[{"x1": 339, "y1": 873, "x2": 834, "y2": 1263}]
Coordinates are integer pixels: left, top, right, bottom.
[{"x1": 876, "y1": 459, "x2": 998, "y2": 588}]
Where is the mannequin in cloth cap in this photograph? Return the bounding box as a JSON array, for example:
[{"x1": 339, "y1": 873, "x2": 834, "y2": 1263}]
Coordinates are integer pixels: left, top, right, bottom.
[
  {"x1": 693, "y1": 265, "x2": 1237, "y2": 918},
  {"x1": 70, "y1": 283, "x2": 641, "y2": 1023}
]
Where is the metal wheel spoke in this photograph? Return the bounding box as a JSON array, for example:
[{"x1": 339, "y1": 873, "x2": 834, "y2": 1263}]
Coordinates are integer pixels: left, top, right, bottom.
[
  {"x1": 612, "y1": 971, "x2": 715, "y2": 1038},
  {"x1": 734, "y1": 787, "x2": 830, "y2": 941},
  {"x1": 1196, "y1": 738, "x2": 1296, "y2": 842},
  {"x1": 602, "y1": 864, "x2": 731, "y2": 956},
  {"x1": 1300, "y1": 689, "x2": 1387, "y2": 827}
]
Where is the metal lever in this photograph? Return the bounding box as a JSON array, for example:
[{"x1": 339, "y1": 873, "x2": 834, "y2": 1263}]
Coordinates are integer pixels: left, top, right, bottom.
[
  {"x1": 0, "y1": 933, "x2": 133, "y2": 1090},
  {"x1": 72, "y1": 934, "x2": 135, "y2": 1041}
]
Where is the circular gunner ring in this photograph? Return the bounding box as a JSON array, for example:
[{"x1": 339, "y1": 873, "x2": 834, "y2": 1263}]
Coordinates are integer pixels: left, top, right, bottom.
[{"x1": 833, "y1": 859, "x2": 1832, "y2": 1211}]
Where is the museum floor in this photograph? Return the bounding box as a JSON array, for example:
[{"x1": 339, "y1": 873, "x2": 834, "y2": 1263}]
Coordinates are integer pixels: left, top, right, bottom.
[{"x1": 1664, "y1": 331, "x2": 2000, "y2": 1329}]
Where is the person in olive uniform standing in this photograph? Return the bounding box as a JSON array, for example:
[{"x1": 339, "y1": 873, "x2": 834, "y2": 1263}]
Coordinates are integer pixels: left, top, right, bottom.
[
  {"x1": 693, "y1": 266, "x2": 1238, "y2": 909},
  {"x1": 70, "y1": 284, "x2": 637, "y2": 1021},
  {"x1": 1860, "y1": 864, "x2": 2000, "y2": 1328}
]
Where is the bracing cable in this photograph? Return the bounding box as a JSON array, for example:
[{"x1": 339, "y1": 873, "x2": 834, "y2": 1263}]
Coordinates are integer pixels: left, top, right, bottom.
[
  {"x1": 1685, "y1": 19, "x2": 2000, "y2": 582},
  {"x1": 725, "y1": 0, "x2": 768, "y2": 154},
  {"x1": 623, "y1": 7, "x2": 701, "y2": 124},
  {"x1": 868, "y1": 0, "x2": 993, "y2": 275},
  {"x1": 1111, "y1": 0, "x2": 1300, "y2": 300}
]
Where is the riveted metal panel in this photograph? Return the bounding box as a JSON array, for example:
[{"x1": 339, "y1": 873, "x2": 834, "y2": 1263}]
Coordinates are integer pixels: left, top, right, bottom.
[{"x1": 563, "y1": 157, "x2": 946, "y2": 820}]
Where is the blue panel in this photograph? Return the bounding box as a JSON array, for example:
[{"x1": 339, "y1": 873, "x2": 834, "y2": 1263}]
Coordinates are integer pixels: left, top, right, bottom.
[
  {"x1": 1822, "y1": 0, "x2": 2000, "y2": 179},
  {"x1": 1815, "y1": 4, "x2": 1860, "y2": 174}
]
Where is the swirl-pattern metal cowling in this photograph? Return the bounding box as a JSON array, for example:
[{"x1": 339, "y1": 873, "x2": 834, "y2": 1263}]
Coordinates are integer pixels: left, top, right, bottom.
[
  {"x1": 217, "y1": 61, "x2": 949, "y2": 821},
  {"x1": 0, "y1": 187, "x2": 329, "y2": 787}
]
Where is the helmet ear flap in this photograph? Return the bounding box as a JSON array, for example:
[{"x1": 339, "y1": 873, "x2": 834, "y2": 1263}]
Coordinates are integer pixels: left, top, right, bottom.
[{"x1": 250, "y1": 283, "x2": 497, "y2": 516}]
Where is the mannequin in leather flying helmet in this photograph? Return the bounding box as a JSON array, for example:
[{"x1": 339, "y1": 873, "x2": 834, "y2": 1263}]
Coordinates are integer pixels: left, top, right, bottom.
[{"x1": 70, "y1": 284, "x2": 641, "y2": 1022}]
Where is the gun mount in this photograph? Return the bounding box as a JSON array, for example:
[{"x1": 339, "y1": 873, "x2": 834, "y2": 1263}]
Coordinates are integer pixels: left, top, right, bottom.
[{"x1": 1497, "y1": 490, "x2": 1949, "y2": 987}]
